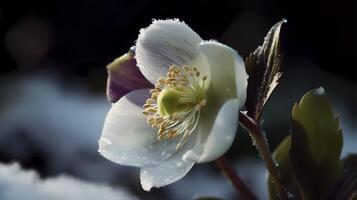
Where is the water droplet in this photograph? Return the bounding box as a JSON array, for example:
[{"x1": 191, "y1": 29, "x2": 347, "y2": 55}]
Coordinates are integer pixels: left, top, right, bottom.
[
  {"x1": 175, "y1": 162, "x2": 184, "y2": 168},
  {"x1": 129, "y1": 46, "x2": 136, "y2": 55},
  {"x1": 252, "y1": 139, "x2": 257, "y2": 146},
  {"x1": 225, "y1": 136, "x2": 232, "y2": 142},
  {"x1": 99, "y1": 137, "x2": 112, "y2": 148},
  {"x1": 160, "y1": 150, "x2": 173, "y2": 160},
  {"x1": 288, "y1": 192, "x2": 294, "y2": 198}
]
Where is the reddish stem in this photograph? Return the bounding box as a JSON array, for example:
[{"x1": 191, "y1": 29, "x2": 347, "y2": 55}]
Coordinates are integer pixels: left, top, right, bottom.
[
  {"x1": 239, "y1": 111, "x2": 289, "y2": 200},
  {"x1": 215, "y1": 156, "x2": 258, "y2": 200}
]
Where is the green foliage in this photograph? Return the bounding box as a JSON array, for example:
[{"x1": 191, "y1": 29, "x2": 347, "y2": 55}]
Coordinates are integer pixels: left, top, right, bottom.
[
  {"x1": 268, "y1": 88, "x2": 344, "y2": 200},
  {"x1": 268, "y1": 135, "x2": 304, "y2": 200},
  {"x1": 268, "y1": 136, "x2": 292, "y2": 200},
  {"x1": 290, "y1": 88, "x2": 343, "y2": 199},
  {"x1": 245, "y1": 19, "x2": 286, "y2": 121},
  {"x1": 328, "y1": 154, "x2": 357, "y2": 200}
]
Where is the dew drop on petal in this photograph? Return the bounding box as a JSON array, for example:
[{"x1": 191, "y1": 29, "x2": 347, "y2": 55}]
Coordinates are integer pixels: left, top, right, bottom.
[
  {"x1": 98, "y1": 137, "x2": 112, "y2": 148},
  {"x1": 141, "y1": 171, "x2": 153, "y2": 192},
  {"x1": 98, "y1": 137, "x2": 112, "y2": 154},
  {"x1": 288, "y1": 192, "x2": 294, "y2": 198},
  {"x1": 175, "y1": 161, "x2": 184, "y2": 168},
  {"x1": 161, "y1": 151, "x2": 168, "y2": 159},
  {"x1": 160, "y1": 149, "x2": 174, "y2": 160},
  {"x1": 225, "y1": 135, "x2": 232, "y2": 142}
]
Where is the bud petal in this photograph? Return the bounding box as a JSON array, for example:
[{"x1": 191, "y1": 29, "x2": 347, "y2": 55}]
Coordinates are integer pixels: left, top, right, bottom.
[{"x1": 106, "y1": 48, "x2": 152, "y2": 103}]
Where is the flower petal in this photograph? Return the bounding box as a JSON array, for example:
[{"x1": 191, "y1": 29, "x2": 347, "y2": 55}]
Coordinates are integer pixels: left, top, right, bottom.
[
  {"x1": 140, "y1": 140, "x2": 196, "y2": 191},
  {"x1": 181, "y1": 41, "x2": 247, "y2": 163},
  {"x1": 198, "y1": 41, "x2": 248, "y2": 105},
  {"x1": 183, "y1": 99, "x2": 240, "y2": 163},
  {"x1": 136, "y1": 19, "x2": 203, "y2": 84},
  {"x1": 99, "y1": 89, "x2": 180, "y2": 167},
  {"x1": 234, "y1": 51, "x2": 248, "y2": 109}
]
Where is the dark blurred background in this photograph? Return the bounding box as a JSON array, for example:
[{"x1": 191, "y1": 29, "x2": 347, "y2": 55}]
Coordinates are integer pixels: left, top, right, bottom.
[{"x1": 0, "y1": 0, "x2": 355, "y2": 199}]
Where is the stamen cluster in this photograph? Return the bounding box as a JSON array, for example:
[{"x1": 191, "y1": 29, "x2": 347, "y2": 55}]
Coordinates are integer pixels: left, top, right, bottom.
[{"x1": 142, "y1": 65, "x2": 207, "y2": 150}]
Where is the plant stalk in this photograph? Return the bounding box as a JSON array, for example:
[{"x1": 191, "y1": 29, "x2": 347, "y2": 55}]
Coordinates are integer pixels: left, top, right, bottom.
[
  {"x1": 215, "y1": 156, "x2": 258, "y2": 200},
  {"x1": 239, "y1": 111, "x2": 289, "y2": 200}
]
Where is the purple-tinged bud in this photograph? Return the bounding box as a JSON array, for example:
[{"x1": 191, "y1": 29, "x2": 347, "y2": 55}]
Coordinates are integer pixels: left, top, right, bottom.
[{"x1": 106, "y1": 47, "x2": 152, "y2": 103}]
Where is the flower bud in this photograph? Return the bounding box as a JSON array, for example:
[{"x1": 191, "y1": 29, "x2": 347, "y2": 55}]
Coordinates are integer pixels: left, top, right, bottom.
[{"x1": 106, "y1": 47, "x2": 152, "y2": 103}]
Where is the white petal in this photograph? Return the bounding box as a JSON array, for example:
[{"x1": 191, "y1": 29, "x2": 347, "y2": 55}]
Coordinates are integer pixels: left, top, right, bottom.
[
  {"x1": 234, "y1": 52, "x2": 248, "y2": 109},
  {"x1": 136, "y1": 19, "x2": 203, "y2": 84},
  {"x1": 183, "y1": 99, "x2": 239, "y2": 163},
  {"x1": 198, "y1": 41, "x2": 248, "y2": 104},
  {"x1": 99, "y1": 89, "x2": 180, "y2": 167},
  {"x1": 140, "y1": 138, "x2": 196, "y2": 191}
]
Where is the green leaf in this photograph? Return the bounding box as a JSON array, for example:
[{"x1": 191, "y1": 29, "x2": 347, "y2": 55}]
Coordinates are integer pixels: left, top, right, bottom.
[
  {"x1": 268, "y1": 136, "x2": 302, "y2": 200},
  {"x1": 245, "y1": 19, "x2": 286, "y2": 121},
  {"x1": 268, "y1": 136, "x2": 292, "y2": 200},
  {"x1": 328, "y1": 154, "x2": 357, "y2": 200},
  {"x1": 290, "y1": 88, "x2": 343, "y2": 200}
]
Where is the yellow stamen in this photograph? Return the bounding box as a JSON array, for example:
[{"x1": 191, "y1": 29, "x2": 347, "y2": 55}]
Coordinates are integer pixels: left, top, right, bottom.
[{"x1": 142, "y1": 65, "x2": 208, "y2": 151}]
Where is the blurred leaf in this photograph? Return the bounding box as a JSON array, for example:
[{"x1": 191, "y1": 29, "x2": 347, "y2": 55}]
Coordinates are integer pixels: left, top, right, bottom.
[
  {"x1": 290, "y1": 88, "x2": 343, "y2": 200},
  {"x1": 328, "y1": 154, "x2": 357, "y2": 200},
  {"x1": 350, "y1": 194, "x2": 357, "y2": 200},
  {"x1": 268, "y1": 136, "x2": 302, "y2": 200},
  {"x1": 245, "y1": 19, "x2": 286, "y2": 121},
  {"x1": 268, "y1": 135, "x2": 291, "y2": 200}
]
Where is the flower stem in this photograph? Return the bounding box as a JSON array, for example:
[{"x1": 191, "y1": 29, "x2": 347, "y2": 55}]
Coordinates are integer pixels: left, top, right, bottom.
[
  {"x1": 215, "y1": 156, "x2": 258, "y2": 200},
  {"x1": 239, "y1": 111, "x2": 289, "y2": 200}
]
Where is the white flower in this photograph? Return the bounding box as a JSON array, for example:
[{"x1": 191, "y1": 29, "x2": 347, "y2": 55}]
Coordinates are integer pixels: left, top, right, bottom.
[{"x1": 98, "y1": 19, "x2": 248, "y2": 191}]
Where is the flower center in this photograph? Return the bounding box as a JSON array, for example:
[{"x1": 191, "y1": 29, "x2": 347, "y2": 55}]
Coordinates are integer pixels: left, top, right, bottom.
[{"x1": 142, "y1": 65, "x2": 207, "y2": 150}]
